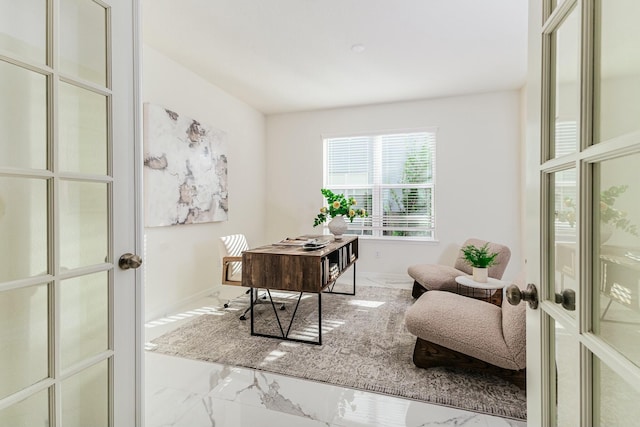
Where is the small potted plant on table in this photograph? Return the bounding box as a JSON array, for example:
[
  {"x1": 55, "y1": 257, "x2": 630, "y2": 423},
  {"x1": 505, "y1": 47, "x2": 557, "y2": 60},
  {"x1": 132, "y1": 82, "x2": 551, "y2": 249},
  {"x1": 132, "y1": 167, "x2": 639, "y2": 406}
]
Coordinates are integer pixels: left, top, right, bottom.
[{"x1": 461, "y1": 242, "x2": 499, "y2": 283}]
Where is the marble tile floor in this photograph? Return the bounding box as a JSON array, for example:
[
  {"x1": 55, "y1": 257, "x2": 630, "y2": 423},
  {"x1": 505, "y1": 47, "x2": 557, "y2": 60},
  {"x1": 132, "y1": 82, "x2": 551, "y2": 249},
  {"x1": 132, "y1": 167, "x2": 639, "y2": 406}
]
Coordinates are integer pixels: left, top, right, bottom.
[{"x1": 144, "y1": 273, "x2": 527, "y2": 427}]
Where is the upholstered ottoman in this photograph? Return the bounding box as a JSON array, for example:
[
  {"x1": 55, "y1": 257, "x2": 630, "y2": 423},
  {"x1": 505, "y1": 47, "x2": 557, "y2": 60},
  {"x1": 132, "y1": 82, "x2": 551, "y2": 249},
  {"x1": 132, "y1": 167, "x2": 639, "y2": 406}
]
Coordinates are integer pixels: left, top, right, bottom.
[{"x1": 404, "y1": 289, "x2": 526, "y2": 389}]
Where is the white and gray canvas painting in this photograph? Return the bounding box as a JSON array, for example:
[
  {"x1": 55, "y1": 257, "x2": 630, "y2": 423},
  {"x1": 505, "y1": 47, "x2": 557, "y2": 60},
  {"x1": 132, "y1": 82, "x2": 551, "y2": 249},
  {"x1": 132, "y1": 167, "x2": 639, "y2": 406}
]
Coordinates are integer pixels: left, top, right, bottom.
[{"x1": 143, "y1": 103, "x2": 228, "y2": 226}]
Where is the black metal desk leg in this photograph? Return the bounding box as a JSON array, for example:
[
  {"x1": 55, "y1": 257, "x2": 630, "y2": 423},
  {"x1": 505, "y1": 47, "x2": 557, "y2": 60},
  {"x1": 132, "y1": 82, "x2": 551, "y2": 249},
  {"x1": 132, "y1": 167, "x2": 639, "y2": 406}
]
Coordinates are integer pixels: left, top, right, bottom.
[
  {"x1": 352, "y1": 263, "x2": 356, "y2": 295},
  {"x1": 318, "y1": 293, "x2": 322, "y2": 346},
  {"x1": 250, "y1": 290, "x2": 321, "y2": 345},
  {"x1": 325, "y1": 263, "x2": 356, "y2": 296},
  {"x1": 250, "y1": 287, "x2": 255, "y2": 335}
]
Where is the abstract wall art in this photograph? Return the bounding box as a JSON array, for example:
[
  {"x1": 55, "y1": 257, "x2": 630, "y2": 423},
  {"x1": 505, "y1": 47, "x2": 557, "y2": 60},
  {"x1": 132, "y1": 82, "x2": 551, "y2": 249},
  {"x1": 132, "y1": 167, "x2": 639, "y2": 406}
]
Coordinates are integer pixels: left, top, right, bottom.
[{"x1": 143, "y1": 103, "x2": 228, "y2": 227}]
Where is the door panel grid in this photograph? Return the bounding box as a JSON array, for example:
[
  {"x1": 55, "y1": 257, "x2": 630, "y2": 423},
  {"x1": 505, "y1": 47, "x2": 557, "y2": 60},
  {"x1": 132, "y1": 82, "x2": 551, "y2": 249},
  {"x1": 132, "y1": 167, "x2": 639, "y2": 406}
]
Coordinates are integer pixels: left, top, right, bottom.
[
  {"x1": 0, "y1": 0, "x2": 119, "y2": 425},
  {"x1": 539, "y1": 0, "x2": 640, "y2": 425}
]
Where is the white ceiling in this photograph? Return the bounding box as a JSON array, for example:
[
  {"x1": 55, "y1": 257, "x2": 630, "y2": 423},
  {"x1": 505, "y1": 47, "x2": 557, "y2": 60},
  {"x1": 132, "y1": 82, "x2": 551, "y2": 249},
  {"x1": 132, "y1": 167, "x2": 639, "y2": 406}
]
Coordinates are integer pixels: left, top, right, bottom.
[{"x1": 142, "y1": 0, "x2": 528, "y2": 115}]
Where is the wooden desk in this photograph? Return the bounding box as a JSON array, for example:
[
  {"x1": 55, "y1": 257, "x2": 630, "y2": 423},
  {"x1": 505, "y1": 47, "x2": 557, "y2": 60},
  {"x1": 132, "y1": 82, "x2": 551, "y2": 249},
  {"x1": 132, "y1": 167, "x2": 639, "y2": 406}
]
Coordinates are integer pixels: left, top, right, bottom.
[
  {"x1": 242, "y1": 235, "x2": 358, "y2": 344},
  {"x1": 600, "y1": 245, "x2": 640, "y2": 316},
  {"x1": 556, "y1": 243, "x2": 640, "y2": 316}
]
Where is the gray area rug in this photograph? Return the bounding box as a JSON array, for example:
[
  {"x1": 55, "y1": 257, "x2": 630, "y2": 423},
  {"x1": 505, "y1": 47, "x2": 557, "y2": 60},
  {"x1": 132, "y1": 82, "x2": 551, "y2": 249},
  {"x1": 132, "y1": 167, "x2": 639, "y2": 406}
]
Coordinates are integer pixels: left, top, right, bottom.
[{"x1": 150, "y1": 285, "x2": 527, "y2": 420}]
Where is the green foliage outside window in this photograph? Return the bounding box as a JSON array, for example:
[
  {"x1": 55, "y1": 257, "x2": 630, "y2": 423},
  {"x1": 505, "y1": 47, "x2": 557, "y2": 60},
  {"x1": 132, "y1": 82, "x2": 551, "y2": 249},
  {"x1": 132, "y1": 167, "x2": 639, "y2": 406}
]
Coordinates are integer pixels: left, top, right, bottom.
[{"x1": 386, "y1": 143, "x2": 432, "y2": 237}]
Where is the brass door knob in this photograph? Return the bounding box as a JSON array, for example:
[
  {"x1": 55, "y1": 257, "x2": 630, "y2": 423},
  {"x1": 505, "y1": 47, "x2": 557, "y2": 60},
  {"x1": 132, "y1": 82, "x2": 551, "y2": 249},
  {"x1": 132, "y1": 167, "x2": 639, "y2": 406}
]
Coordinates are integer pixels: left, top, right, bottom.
[{"x1": 119, "y1": 253, "x2": 142, "y2": 270}]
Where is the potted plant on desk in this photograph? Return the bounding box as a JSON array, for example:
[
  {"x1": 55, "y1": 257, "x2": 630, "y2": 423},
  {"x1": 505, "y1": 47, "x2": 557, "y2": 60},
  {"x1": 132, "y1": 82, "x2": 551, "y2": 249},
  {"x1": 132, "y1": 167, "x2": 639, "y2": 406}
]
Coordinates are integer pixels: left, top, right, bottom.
[
  {"x1": 461, "y1": 243, "x2": 499, "y2": 283},
  {"x1": 556, "y1": 185, "x2": 639, "y2": 243},
  {"x1": 313, "y1": 189, "x2": 367, "y2": 240}
]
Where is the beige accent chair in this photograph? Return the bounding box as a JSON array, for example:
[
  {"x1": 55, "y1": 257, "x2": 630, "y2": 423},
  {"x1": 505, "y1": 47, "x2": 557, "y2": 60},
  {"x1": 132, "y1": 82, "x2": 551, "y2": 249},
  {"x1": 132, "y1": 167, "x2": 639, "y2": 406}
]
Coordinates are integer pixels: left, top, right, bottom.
[
  {"x1": 404, "y1": 284, "x2": 526, "y2": 389},
  {"x1": 407, "y1": 238, "x2": 511, "y2": 299}
]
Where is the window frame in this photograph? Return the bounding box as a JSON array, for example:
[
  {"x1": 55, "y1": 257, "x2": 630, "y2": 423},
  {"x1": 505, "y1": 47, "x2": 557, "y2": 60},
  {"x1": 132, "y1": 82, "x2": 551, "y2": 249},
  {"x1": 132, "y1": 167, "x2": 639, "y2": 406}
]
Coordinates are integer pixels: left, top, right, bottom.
[{"x1": 321, "y1": 128, "x2": 437, "y2": 241}]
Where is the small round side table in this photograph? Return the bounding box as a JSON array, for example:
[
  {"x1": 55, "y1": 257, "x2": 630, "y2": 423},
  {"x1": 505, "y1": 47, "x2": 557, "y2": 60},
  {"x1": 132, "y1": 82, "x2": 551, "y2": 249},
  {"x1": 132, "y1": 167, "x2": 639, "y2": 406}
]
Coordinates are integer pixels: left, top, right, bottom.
[{"x1": 455, "y1": 275, "x2": 506, "y2": 305}]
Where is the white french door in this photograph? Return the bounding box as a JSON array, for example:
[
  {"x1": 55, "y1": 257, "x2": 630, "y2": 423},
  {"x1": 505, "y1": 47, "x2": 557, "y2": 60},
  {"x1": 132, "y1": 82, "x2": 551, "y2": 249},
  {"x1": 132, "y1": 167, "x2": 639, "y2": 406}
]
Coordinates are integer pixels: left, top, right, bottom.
[
  {"x1": 526, "y1": 0, "x2": 640, "y2": 425},
  {"x1": 0, "y1": 0, "x2": 141, "y2": 426}
]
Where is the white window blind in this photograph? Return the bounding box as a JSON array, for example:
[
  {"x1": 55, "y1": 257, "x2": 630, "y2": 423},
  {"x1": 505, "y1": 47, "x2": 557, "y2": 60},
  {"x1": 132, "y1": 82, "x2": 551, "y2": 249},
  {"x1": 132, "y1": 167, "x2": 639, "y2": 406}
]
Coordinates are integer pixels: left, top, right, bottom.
[
  {"x1": 324, "y1": 131, "x2": 436, "y2": 239},
  {"x1": 553, "y1": 121, "x2": 578, "y2": 242},
  {"x1": 555, "y1": 120, "x2": 578, "y2": 157}
]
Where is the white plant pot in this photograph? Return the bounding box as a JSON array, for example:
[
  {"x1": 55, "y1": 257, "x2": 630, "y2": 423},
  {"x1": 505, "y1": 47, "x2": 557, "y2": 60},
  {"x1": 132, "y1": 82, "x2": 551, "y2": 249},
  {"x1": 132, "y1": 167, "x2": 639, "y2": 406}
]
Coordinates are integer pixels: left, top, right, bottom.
[
  {"x1": 472, "y1": 267, "x2": 488, "y2": 283},
  {"x1": 328, "y1": 215, "x2": 348, "y2": 240},
  {"x1": 600, "y1": 222, "x2": 613, "y2": 244}
]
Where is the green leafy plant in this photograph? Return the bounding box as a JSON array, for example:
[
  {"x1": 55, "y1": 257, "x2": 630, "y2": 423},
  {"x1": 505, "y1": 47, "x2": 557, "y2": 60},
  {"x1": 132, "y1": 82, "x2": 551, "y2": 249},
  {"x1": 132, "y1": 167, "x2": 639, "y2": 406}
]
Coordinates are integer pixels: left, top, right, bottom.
[
  {"x1": 600, "y1": 185, "x2": 638, "y2": 236},
  {"x1": 313, "y1": 189, "x2": 367, "y2": 227},
  {"x1": 460, "y1": 243, "x2": 499, "y2": 268},
  {"x1": 557, "y1": 185, "x2": 638, "y2": 237}
]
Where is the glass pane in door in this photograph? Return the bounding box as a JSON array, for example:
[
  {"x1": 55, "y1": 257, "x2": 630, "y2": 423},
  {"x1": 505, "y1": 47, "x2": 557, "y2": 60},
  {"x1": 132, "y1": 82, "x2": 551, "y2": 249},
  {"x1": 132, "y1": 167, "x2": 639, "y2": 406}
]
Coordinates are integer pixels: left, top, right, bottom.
[
  {"x1": 0, "y1": 284, "x2": 49, "y2": 399},
  {"x1": 551, "y1": 5, "x2": 581, "y2": 159},
  {"x1": 552, "y1": 317, "x2": 581, "y2": 426},
  {"x1": 58, "y1": 82, "x2": 107, "y2": 175},
  {"x1": 0, "y1": 60, "x2": 47, "y2": 170},
  {"x1": 593, "y1": 153, "x2": 640, "y2": 367},
  {"x1": 594, "y1": 356, "x2": 640, "y2": 425},
  {"x1": 59, "y1": 181, "x2": 108, "y2": 270},
  {"x1": 0, "y1": 177, "x2": 48, "y2": 282},
  {"x1": 0, "y1": 387, "x2": 49, "y2": 427},
  {"x1": 552, "y1": 169, "x2": 578, "y2": 318},
  {"x1": 594, "y1": 0, "x2": 640, "y2": 143},
  {"x1": 60, "y1": 272, "x2": 108, "y2": 370},
  {"x1": 61, "y1": 360, "x2": 108, "y2": 427},
  {"x1": 60, "y1": 0, "x2": 107, "y2": 86},
  {"x1": 0, "y1": 0, "x2": 46, "y2": 63}
]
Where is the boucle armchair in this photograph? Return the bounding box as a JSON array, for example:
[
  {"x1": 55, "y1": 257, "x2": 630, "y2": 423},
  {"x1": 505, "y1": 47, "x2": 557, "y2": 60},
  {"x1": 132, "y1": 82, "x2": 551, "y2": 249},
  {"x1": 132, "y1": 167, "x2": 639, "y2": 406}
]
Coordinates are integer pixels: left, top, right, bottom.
[
  {"x1": 404, "y1": 286, "x2": 526, "y2": 389},
  {"x1": 407, "y1": 238, "x2": 511, "y2": 298}
]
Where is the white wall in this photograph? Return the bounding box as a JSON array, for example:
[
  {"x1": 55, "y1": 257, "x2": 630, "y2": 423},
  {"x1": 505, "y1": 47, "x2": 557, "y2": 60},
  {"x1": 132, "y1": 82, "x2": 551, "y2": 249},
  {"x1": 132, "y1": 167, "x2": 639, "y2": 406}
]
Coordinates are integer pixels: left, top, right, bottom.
[
  {"x1": 265, "y1": 91, "x2": 524, "y2": 281},
  {"x1": 142, "y1": 51, "x2": 525, "y2": 317},
  {"x1": 142, "y1": 45, "x2": 267, "y2": 320}
]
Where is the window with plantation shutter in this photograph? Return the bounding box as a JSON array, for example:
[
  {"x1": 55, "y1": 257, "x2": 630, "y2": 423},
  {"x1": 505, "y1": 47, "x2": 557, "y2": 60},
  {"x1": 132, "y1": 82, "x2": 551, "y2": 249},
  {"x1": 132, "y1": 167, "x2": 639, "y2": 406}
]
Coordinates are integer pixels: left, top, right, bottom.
[{"x1": 323, "y1": 130, "x2": 436, "y2": 239}]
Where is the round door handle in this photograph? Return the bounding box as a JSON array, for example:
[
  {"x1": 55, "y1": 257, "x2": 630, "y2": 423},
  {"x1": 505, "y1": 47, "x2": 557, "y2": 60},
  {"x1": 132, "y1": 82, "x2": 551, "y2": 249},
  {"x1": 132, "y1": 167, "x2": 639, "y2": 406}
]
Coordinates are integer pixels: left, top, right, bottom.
[
  {"x1": 119, "y1": 253, "x2": 142, "y2": 270},
  {"x1": 506, "y1": 283, "x2": 539, "y2": 309},
  {"x1": 555, "y1": 289, "x2": 576, "y2": 311}
]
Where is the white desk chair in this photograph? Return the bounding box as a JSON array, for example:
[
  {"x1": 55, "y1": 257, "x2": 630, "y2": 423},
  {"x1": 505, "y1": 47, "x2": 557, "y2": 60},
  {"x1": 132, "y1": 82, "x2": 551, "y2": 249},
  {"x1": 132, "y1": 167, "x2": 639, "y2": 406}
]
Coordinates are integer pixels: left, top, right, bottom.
[
  {"x1": 219, "y1": 234, "x2": 253, "y2": 320},
  {"x1": 219, "y1": 234, "x2": 283, "y2": 319}
]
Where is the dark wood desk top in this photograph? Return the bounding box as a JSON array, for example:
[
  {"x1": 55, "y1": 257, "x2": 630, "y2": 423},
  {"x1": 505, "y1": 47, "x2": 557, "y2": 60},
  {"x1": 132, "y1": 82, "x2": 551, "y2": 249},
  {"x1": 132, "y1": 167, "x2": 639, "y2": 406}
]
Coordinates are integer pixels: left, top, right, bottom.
[
  {"x1": 242, "y1": 235, "x2": 358, "y2": 293},
  {"x1": 600, "y1": 246, "x2": 640, "y2": 271},
  {"x1": 244, "y1": 235, "x2": 357, "y2": 257}
]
